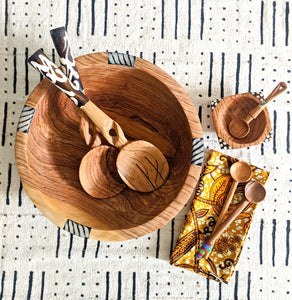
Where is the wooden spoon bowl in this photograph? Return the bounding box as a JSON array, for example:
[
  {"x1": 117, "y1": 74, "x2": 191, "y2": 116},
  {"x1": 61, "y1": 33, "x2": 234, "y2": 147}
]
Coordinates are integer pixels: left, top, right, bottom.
[
  {"x1": 244, "y1": 180, "x2": 267, "y2": 204},
  {"x1": 79, "y1": 145, "x2": 125, "y2": 198},
  {"x1": 212, "y1": 93, "x2": 272, "y2": 149},
  {"x1": 15, "y1": 52, "x2": 203, "y2": 241},
  {"x1": 230, "y1": 161, "x2": 253, "y2": 182}
]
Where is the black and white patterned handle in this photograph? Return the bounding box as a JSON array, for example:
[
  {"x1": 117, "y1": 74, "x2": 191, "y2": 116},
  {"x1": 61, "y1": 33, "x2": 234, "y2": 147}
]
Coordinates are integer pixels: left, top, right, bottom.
[
  {"x1": 50, "y1": 26, "x2": 84, "y2": 92},
  {"x1": 28, "y1": 49, "x2": 128, "y2": 148},
  {"x1": 50, "y1": 26, "x2": 99, "y2": 146},
  {"x1": 28, "y1": 49, "x2": 88, "y2": 108}
]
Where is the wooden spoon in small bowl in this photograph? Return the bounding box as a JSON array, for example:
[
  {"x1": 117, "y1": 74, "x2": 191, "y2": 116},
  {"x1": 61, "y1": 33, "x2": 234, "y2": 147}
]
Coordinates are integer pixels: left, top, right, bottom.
[
  {"x1": 28, "y1": 50, "x2": 169, "y2": 193},
  {"x1": 228, "y1": 82, "x2": 287, "y2": 139},
  {"x1": 196, "y1": 180, "x2": 266, "y2": 259},
  {"x1": 51, "y1": 26, "x2": 125, "y2": 198},
  {"x1": 204, "y1": 161, "x2": 252, "y2": 259}
]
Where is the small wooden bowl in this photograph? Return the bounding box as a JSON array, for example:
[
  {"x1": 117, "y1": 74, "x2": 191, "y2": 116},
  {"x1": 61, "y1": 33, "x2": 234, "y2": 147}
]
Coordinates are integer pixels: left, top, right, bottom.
[
  {"x1": 15, "y1": 52, "x2": 203, "y2": 241},
  {"x1": 212, "y1": 92, "x2": 272, "y2": 149}
]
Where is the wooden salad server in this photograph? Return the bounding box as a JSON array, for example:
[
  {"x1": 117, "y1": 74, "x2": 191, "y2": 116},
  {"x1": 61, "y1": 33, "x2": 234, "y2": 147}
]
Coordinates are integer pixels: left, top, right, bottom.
[
  {"x1": 50, "y1": 26, "x2": 84, "y2": 92},
  {"x1": 28, "y1": 50, "x2": 169, "y2": 193},
  {"x1": 78, "y1": 121, "x2": 126, "y2": 198},
  {"x1": 228, "y1": 82, "x2": 287, "y2": 139},
  {"x1": 196, "y1": 180, "x2": 266, "y2": 259},
  {"x1": 204, "y1": 161, "x2": 252, "y2": 259},
  {"x1": 50, "y1": 26, "x2": 125, "y2": 198},
  {"x1": 51, "y1": 26, "x2": 94, "y2": 145}
]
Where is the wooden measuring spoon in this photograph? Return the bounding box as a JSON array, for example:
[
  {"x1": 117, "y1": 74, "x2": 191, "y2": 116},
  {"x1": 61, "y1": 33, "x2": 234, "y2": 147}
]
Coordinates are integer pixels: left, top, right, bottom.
[
  {"x1": 50, "y1": 27, "x2": 125, "y2": 198},
  {"x1": 196, "y1": 180, "x2": 266, "y2": 259},
  {"x1": 204, "y1": 161, "x2": 252, "y2": 259},
  {"x1": 228, "y1": 82, "x2": 287, "y2": 139},
  {"x1": 28, "y1": 50, "x2": 169, "y2": 193}
]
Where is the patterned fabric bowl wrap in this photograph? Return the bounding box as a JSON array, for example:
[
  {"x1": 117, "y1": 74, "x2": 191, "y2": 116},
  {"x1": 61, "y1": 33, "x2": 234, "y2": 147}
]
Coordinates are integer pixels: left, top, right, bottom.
[{"x1": 170, "y1": 150, "x2": 270, "y2": 284}]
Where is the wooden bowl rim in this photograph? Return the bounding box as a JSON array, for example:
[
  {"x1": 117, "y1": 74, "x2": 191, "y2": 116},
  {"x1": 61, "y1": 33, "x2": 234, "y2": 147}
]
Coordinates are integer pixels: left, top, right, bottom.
[
  {"x1": 212, "y1": 92, "x2": 272, "y2": 149},
  {"x1": 15, "y1": 51, "x2": 203, "y2": 241}
]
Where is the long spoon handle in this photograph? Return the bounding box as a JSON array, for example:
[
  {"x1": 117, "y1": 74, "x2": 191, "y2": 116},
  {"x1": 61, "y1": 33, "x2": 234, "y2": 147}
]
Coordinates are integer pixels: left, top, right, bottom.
[
  {"x1": 247, "y1": 82, "x2": 287, "y2": 120},
  {"x1": 50, "y1": 26, "x2": 98, "y2": 147},
  {"x1": 208, "y1": 199, "x2": 249, "y2": 244},
  {"x1": 28, "y1": 50, "x2": 128, "y2": 148},
  {"x1": 50, "y1": 26, "x2": 84, "y2": 92},
  {"x1": 195, "y1": 199, "x2": 249, "y2": 259},
  {"x1": 204, "y1": 180, "x2": 238, "y2": 259}
]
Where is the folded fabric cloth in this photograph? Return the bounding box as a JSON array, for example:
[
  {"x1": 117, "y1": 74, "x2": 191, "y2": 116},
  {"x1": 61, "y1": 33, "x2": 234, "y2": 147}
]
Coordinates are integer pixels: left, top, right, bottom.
[{"x1": 170, "y1": 149, "x2": 269, "y2": 284}]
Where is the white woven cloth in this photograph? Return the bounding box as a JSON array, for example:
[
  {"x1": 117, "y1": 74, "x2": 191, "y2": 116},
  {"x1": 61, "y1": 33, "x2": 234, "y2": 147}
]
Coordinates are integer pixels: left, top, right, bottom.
[{"x1": 1, "y1": 0, "x2": 292, "y2": 299}]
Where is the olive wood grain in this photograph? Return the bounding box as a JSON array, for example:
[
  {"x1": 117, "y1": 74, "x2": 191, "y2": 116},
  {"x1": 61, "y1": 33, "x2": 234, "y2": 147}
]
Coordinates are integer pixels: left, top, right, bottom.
[
  {"x1": 79, "y1": 145, "x2": 126, "y2": 198},
  {"x1": 228, "y1": 82, "x2": 287, "y2": 139},
  {"x1": 204, "y1": 161, "x2": 252, "y2": 259},
  {"x1": 51, "y1": 27, "x2": 127, "y2": 198},
  {"x1": 79, "y1": 113, "x2": 99, "y2": 147},
  {"x1": 204, "y1": 181, "x2": 266, "y2": 246},
  {"x1": 29, "y1": 50, "x2": 170, "y2": 193},
  {"x1": 78, "y1": 112, "x2": 126, "y2": 198},
  {"x1": 116, "y1": 140, "x2": 170, "y2": 192},
  {"x1": 212, "y1": 93, "x2": 272, "y2": 149},
  {"x1": 248, "y1": 82, "x2": 287, "y2": 119},
  {"x1": 15, "y1": 52, "x2": 203, "y2": 241},
  {"x1": 28, "y1": 50, "x2": 128, "y2": 149}
]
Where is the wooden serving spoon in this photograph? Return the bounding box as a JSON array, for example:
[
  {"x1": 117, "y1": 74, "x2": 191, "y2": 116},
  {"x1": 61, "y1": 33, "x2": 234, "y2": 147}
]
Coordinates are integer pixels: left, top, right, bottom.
[
  {"x1": 196, "y1": 180, "x2": 266, "y2": 259},
  {"x1": 78, "y1": 114, "x2": 126, "y2": 198},
  {"x1": 204, "y1": 161, "x2": 252, "y2": 259},
  {"x1": 28, "y1": 50, "x2": 169, "y2": 193},
  {"x1": 79, "y1": 144, "x2": 126, "y2": 198},
  {"x1": 228, "y1": 82, "x2": 287, "y2": 139},
  {"x1": 51, "y1": 26, "x2": 125, "y2": 198}
]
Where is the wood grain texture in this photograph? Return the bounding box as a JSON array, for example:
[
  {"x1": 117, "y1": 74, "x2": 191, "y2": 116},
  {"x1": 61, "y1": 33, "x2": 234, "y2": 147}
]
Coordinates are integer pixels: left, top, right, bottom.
[
  {"x1": 207, "y1": 181, "x2": 266, "y2": 245},
  {"x1": 228, "y1": 118, "x2": 252, "y2": 139},
  {"x1": 81, "y1": 100, "x2": 128, "y2": 148},
  {"x1": 204, "y1": 161, "x2": 252, "y2": 259},
  {"x1": 116, "y1": 140, "x2": 169, "y2": 192},
  {"x1": 78, "y1": 106, "x2": 127, "y2": 198},
  {"x1": 79, "y1": 145, "x2": 126, "y2": 198},
  {"x1": 134, "y1": 57, "x2": 203, "y2": 139},
  {"x1": 212, "y1": 93, "x2": 272, "y2": 149},
  {"x1": 227, "y1": 83, "x2": 286, "y2": 139},
  {"x1": 15, "y1": 52, "x2": 203, "y2": 241}
]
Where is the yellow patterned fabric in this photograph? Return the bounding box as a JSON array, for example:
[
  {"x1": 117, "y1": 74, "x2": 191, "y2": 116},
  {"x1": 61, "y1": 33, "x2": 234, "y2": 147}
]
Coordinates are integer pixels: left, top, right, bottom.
[{"x1": 170, "y1": 150, "x2": 270, "y2": 284}]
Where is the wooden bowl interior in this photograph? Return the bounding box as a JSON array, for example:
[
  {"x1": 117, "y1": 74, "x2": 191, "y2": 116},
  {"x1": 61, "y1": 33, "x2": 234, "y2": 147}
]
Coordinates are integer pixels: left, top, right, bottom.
[
  {"x1": 213, "y1": 93, "x2": 271, "y2": 147},
  {"x1": 26, "y1": 64, "x2": 192, "y2": 231}
]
